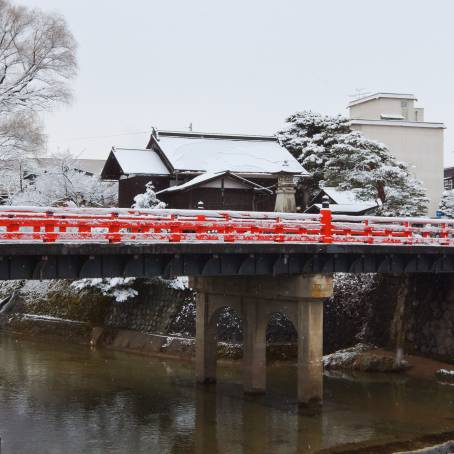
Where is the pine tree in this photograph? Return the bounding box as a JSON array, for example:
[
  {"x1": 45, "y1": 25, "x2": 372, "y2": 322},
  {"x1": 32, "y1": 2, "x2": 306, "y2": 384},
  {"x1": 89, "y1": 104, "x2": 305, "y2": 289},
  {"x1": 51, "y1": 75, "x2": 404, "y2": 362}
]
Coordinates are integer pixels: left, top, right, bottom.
[
  {"x1": 277, "y1": 111, "x2": 428, "y2": 216},
  {"x1": 439, "y1": 191, "x2": 454, "y2": 218},
  {"x1": 132, "y1": 181, "x2": 165, "y2": 209}
]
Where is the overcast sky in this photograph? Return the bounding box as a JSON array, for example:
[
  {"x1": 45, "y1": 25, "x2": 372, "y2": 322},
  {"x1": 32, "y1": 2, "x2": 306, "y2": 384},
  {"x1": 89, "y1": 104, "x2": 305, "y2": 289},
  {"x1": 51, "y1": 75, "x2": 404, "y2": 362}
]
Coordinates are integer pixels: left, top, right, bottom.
[{"x1": 18, "y1": 0, "x2": 454, "y2": 165}]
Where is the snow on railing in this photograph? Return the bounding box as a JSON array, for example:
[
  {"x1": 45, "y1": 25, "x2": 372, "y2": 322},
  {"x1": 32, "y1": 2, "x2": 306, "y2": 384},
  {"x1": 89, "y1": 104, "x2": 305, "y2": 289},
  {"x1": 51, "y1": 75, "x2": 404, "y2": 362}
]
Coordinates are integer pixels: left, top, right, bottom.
[{"x1": 0, "y1": 206, "x2": 453, "y2": 246}]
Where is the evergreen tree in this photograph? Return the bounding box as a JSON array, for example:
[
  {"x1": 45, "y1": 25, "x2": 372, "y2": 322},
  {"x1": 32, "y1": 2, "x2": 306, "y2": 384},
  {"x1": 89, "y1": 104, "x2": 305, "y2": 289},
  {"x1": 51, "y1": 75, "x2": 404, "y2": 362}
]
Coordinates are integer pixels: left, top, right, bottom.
[
  {"x1": 439, "y1": 190, "x2": 454, "y2": 218},
  {"x1": 277, "y1": 111, "x2": 428, "y2": 216}
]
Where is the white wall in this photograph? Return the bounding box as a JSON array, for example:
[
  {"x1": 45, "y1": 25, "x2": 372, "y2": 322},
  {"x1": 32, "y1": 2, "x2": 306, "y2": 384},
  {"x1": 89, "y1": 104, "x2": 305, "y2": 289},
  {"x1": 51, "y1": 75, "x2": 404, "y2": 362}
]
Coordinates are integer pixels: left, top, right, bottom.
[{"x1": 351, "y1": 122, "x2": 444, "y2": 216}]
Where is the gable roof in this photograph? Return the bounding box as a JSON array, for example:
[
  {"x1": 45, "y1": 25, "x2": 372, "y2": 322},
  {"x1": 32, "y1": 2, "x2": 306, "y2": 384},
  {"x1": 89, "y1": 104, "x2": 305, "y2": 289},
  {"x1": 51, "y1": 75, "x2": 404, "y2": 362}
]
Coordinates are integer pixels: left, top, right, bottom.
[
  {"x1": 101, "y1": 147, "x2": 170, "y2": 179},
  {"x1": 157, "y1": 171, "x2": 272, "y2": 195},
  {"x1": 148, "y1": 130, "x2": 307, "y2": 175}
]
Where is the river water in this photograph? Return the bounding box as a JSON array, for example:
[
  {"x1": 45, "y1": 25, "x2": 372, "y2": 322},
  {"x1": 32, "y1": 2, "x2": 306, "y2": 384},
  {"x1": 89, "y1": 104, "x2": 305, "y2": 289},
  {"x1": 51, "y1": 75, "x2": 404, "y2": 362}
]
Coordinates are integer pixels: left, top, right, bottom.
[{"x1": 1, "y1": 333, "x2": 454, "y2": 453}]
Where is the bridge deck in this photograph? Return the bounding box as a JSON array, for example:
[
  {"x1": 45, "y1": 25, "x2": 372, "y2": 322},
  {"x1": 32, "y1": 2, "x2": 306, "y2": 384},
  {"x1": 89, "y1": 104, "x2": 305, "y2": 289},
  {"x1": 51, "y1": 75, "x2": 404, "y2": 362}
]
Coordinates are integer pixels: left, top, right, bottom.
[{"x1": 2, "y1": 242, "x2": 454, "y2": 280}]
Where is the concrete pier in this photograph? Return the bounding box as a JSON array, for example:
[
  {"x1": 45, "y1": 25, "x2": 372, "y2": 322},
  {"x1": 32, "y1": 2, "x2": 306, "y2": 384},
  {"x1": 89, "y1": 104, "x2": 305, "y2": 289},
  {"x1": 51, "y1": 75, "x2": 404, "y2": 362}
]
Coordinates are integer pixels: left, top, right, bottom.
[{"x1": 191, "y1": 274, "x2": 333, "y2": 405}]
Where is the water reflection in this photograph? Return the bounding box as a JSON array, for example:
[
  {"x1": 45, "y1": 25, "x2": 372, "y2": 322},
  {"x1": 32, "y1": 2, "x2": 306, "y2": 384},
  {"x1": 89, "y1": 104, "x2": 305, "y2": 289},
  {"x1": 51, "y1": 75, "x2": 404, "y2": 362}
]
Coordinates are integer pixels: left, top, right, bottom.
[{"x1": 0, "y1": 333, "x2": 454, "y2": 453}]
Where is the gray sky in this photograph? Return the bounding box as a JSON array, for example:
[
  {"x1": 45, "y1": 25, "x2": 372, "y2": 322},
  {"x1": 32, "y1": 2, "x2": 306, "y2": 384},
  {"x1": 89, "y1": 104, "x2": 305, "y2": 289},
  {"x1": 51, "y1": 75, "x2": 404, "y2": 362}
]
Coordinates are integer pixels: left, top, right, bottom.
[{"x1": 19, "y1": 0, "x2": 454, "y2": 165}]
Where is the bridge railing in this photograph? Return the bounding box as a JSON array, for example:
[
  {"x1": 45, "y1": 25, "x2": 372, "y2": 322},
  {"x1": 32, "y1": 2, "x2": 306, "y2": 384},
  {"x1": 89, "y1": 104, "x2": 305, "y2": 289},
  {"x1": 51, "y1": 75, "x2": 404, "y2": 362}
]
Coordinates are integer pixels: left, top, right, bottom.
[
  {"x1": 329, "y1": 213, "x2": 454, "y2": 246},
  {"x1": 0, "y1": 206, "x2": 323, "y2": 243},
  {"x1": 0, "y1": 206, "x2": 453, "y2": 246}
]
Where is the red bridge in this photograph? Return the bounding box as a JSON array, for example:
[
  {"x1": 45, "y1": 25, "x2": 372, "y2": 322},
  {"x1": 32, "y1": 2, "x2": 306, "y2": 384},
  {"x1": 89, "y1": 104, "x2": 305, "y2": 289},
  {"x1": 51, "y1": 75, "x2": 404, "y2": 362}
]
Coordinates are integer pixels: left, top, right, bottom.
[
  {"x1": 0, "y1": 206, "x2": 454, "y2": 280},
  {"x1": 1, "y1": 206, "x2": 453, "y2": 245}
]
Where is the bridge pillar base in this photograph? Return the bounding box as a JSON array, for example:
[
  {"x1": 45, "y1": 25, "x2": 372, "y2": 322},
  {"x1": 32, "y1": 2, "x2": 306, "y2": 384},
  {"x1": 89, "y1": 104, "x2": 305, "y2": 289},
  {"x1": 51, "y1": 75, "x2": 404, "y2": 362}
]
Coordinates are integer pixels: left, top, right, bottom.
[
  {"x1": 195, "y1": 291, "x2": 217, "y2": 384},
  {"x1": 191, "y1": 274, "x2": 332, "y2": 405},
  {"x1": 298, "y1": 300, "x2": 324, "y2": 406},
  {"x1": 243, "y1": 298, "x2": 267, "y2": 394}
]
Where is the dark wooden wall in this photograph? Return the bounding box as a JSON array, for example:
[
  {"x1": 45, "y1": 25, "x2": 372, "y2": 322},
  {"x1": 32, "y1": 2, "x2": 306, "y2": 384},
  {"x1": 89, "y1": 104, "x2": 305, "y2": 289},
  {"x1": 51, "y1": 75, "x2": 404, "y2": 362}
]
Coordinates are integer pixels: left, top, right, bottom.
[
  {"x1": 119, "y1": 176, "x2": 276, "y2": 211},
  {"x1": 119, "y1": 176, "x2": 169, "y2": 208},
  {"x1": 160, "y1": 188, "x2": 274, "y2": 211}
]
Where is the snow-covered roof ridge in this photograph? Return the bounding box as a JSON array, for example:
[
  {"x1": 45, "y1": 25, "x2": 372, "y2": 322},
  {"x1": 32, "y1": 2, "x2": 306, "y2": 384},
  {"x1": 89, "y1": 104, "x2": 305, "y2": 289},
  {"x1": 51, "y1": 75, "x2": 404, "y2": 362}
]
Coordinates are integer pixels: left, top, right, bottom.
[
  {"x1": 349, "y1": 92, "x2": 417, "y2": 107},
  {"x1": 153, "y1": 130, "x2": 278, "y2": 142}
]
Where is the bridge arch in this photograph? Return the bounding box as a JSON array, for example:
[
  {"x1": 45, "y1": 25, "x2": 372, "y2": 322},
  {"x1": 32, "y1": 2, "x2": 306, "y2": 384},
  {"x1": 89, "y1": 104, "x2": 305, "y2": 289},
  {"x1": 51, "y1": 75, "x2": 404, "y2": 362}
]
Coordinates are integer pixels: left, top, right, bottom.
[
  {"x1": 195, "y1": 294, "x2": 244, "y2": 384},
  {"x1": 266, "y1": 311, "x2": 298, "y2": 350}
]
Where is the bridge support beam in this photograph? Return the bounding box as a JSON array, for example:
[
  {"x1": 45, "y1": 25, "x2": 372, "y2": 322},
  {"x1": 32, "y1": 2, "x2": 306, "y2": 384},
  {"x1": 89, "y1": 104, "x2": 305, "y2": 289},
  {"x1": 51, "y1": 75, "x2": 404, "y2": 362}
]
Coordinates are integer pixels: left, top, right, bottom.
[{"x1": 191, "y1": 274, "x2": 333, "y2": 405}]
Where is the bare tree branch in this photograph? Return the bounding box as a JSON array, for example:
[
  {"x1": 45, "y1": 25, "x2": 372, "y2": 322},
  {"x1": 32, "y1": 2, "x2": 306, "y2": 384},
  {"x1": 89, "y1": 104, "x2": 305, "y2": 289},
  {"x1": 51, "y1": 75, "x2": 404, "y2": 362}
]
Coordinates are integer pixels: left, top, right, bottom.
[{"x1": 0, "y1": 0, "x2": 77, "y2": 160}]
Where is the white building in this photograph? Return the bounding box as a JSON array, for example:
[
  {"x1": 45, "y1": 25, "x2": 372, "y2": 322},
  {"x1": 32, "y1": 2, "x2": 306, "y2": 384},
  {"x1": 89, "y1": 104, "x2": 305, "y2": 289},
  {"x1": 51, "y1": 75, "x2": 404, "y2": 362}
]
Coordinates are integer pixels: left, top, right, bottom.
[{"x1": 348, "y1": 93, "x2": 445, "y2": 216}]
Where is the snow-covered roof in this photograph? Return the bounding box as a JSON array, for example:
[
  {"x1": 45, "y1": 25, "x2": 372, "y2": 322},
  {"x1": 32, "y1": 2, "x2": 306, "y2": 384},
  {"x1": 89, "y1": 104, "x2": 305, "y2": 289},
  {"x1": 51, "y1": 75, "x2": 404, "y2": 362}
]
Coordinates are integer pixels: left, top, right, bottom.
[
  {"x1": 112, "y1": 147, "x2": 170, "y2": 175},
  {"x1": 349, "y1": 93, "x2": 417, "y2": 107},
  {"x1": 158, "y1": 170, "x2": 272, "y2": 195},
  {"x1": 308, "y1": 187, "x2": 379, "y2": 214},
  {"x1": 308, "y1": 203, "x2": 378, "y2": 214},
  {"x1": 158, "y1": 171, "x2": 225, "y2": 194},
  {"x1": 321, "y1": 187, "x2": 375, "y2": 205},
  {"x1": 152, "y1": 133, "x2": 307, "y2": 175}
]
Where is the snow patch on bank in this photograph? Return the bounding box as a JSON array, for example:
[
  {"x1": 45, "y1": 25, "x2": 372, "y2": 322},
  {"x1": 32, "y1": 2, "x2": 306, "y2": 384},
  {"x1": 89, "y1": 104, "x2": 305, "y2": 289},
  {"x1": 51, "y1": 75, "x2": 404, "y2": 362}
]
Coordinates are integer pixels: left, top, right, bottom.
[
  {"x1": 167, "y1": 276, "x2": 189, "y2": 290},
  {"x1": 323, "y1": 343, "x2": 374, "y2": 369},
  {"x1": 71, "y1": 278, "x2": 138, "y2": 302},
  {"x1": 21, "y1": 314, "x2": 86, "y2": 324}
]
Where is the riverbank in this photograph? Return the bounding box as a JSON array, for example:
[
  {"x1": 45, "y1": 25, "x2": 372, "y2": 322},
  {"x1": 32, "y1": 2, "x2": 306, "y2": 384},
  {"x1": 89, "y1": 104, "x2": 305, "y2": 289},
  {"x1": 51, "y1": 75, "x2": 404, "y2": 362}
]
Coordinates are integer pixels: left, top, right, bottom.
[{"x1": 3, "y1": 313, "x2": 454, "y2": 384}]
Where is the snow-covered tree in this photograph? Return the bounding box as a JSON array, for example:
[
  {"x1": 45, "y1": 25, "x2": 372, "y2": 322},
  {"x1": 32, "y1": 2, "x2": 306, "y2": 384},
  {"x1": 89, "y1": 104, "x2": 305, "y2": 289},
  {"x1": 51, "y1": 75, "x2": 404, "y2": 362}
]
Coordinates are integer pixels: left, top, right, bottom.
[
  {"x1": 439, "y1": 191, "x2": 454, "y2": 218},
  {"x1": 278, "y1": 111, "x2": 350, "y2": 208},
  {"x1": 7, "y1": 152, "x2": 117, "y2": 207},
  {"x1": 0, "y1": 0, "x2": 77, "y2": 160},
  {"x1": 325, "y1": 132, "x2": 428, "y2": 216},
  {"x1": 278, "y1": 111, "x2": 428, "y2": 216},
  {"x1": 132, "y1": 181, "x2": 165, "y2": 209}
]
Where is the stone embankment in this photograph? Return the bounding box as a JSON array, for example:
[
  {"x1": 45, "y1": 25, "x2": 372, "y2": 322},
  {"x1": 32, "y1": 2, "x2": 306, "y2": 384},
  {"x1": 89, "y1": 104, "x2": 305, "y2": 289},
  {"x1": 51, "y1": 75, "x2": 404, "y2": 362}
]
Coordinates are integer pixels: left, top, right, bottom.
[{"x1": 3, "y1": 273, "x2": 454, "y2": 370}]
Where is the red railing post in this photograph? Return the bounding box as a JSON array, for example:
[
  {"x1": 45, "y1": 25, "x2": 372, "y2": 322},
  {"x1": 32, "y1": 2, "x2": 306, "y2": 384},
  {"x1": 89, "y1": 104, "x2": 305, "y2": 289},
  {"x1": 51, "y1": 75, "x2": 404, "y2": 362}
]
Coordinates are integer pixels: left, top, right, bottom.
[
  {"x1": 108, "y1": 212, "x2": 121, "y2": 243},
  {"x1": 320, "y1": 196, "x2": 333, "y2": 244},
  {"x1": 274, "y1": 217, "x2": 284, "y2": 242},
  {"x1": 404, "y1": 221, "x2": 412, "y2": 244},
  {"x1": 441, "y1": 223, "x2": 448, "y2": 244},
  {"x1": 222, "y1": 213, "x2": 235, "y2": 242},
  {"x1": 44, "y1": 210, "x2": 57, "y2": 242},
  {"x1": 170, "y1": 214, "x2": 181, "y2": 242}
]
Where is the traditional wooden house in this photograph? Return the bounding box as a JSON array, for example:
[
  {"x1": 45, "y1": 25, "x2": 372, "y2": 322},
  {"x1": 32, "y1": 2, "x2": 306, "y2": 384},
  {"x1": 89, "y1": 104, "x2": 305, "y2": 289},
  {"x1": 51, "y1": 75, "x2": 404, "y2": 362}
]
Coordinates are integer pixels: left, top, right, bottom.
[{"x1": 101, "y1": 130, "x2": 308, "y2": 210}]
